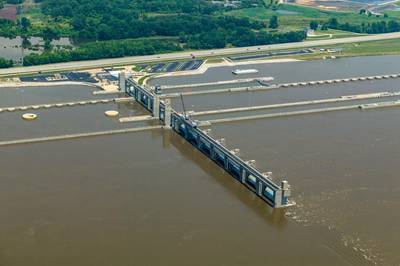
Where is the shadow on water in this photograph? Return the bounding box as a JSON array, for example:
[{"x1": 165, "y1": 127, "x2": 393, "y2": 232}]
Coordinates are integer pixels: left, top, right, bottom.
[{"x1": 157, "y1": 128, "x2": 289, "y2": 230}]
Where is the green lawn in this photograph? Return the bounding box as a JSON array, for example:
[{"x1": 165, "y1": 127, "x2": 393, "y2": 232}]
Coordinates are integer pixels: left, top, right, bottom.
[
  {"x1": 214, "y1": 37, "x2": 400, "y2": 61},
  {"x1": 226, "y1": 4, "x2": 400, "y2": 31},
  {"x1": 339, "y1": 38, "x2": 400, "y2": 55},
  {"x1": 291, "y1": 38, "x2": 400, "y2": 60}
]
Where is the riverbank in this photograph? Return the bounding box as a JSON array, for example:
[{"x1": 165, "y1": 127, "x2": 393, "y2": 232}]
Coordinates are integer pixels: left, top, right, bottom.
[
  {"x1": 1, "y1": 32, "x2": 399, "y2": 78},
  {"x1": 2, "y1": 37, "x2": 400, "y2": 90}
]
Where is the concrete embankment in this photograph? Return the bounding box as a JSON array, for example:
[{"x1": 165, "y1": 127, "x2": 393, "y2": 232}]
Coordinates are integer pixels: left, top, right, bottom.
[
  {"x1": 189, "y1": 92, "x2": 400, "y2": 116},
  {"x1": 0, "y1": 97, "x2": 133, "y2": 113},
  {"x1": 0, "y1": 125, "x2": 162, "y2": 147}
]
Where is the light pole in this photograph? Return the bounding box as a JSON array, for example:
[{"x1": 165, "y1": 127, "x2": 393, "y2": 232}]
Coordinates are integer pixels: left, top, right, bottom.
[{"x1": 19, "y1": 1, "x2": 24, "y2": 66}]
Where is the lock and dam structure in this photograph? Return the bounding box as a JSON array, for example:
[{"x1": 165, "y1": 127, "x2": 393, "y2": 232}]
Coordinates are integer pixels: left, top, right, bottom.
[{"x1": 120, "y1": 74, "x2": 293, "y2": 208}]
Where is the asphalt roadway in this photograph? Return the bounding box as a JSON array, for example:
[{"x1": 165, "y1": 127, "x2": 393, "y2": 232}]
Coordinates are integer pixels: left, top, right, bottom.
[{"x1": 1, "y1": 32, "x2": 400, "y2": 77}]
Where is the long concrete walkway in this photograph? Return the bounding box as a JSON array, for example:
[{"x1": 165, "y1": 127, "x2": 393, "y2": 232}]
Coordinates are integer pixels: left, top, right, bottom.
[
  {"x1": 0, "y1": 125, "x2": 162, "y2": 147},
  {"x1": 189, "y1": 91, "x2": 400, "y2": 116},
  {"x1": 160, "y1": 78, "x2": 272, "y2": 90},
  {"x1": 200, "y1": 100, "x2": 400, "y2": 125},
  {"x1": 1, "y1": 32, "x2": 400, "y2": 77}
]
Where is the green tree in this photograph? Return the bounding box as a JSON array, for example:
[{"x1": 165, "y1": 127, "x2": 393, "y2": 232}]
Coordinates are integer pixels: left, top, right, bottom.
[
  {"x1": 0, "y1": 57, "x2": 13, "y2": 68},
  {"x1": 388, "y1": 20, "x2": 400, "y2": 32},
  {"x1": 310, "y1": 20, "x2": 318, "y2": 30},
  {"x1": 328, "y1": 17, "x2": 338, "y2": 28},
  {"x1": 43, "y1": 39, "x2": 52, "y2": 51},
  {"x1": 20, "y1": 17, "x2": 31, "y2": 32},
  {"x1": 269, "y1": 15, "x2": 278, "y2": 29},
  {"x1": 21, "y1": 36, "x2": 31, "y2": 49},
  {"x1": 72, "y1": 15, "x2": 86, "y2": 30},
  {"x1": 42, "y1": 26, "x2": 60, "y2": 41}
]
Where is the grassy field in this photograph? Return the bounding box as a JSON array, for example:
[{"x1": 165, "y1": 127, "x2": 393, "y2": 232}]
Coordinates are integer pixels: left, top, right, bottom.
[
  {"x1": 215, "y1": 37, "x2": 400, "y2": 62},
  {"x1": 290, "y1": 38, "x2": 400, "y2": 60},
  {"x1": 226, "y1": 4, "x2": 400, "y2": 31}
]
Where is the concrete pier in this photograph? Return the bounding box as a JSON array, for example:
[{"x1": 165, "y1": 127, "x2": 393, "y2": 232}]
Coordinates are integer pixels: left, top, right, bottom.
[
  {"x1": 159, "y1": 77, "x2": 273, "y2": 90},
  {"x1": 119, "y1": 115, "x2": 156, "y2": 123},
  {"x1": 119, "y1": 72, "x2": 126, "y2": 92},
  {"x1": 93, "y1": 90, "x2": 121, "y2": 95},
  {"x1": 0, "y1": 125, "x2": 163, "y2": 147}
]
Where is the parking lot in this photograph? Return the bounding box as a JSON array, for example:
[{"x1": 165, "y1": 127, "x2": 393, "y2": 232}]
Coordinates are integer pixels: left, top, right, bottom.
[
  {"x1": 20, "y1": 72, "x2": 98, "y2": 83},
  {"x1": 140, "y1": 60, "x2": 204, "y2": 73}
]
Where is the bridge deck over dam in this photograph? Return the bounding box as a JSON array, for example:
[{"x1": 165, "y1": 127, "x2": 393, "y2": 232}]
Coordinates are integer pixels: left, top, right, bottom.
[{"x1": 122, "y1": 74, "x2": 293, "y2": 208}]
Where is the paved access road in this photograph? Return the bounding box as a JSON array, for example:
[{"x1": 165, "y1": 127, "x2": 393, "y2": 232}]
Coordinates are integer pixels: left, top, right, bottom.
[{"x1": 1, "y1": 32, "x2": 400, "y2": 77}]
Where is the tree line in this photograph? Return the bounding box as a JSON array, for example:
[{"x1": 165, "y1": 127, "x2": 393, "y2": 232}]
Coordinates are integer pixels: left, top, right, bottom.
[
  {"x1": 76, "y1": 14, "x2": 266, "y2": 41},
  {"x1": 310, "y1": 17, "x2": 400, "y2": 34},
  {"x1": 185, "y1": 29, "x2": 306, "y2": 49},
  {"x1": 22, "y1": 38, "x2": 183, "y2": 66}
]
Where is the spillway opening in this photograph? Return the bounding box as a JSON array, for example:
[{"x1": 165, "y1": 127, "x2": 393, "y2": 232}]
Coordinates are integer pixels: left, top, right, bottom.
[
  {"x1": 245, "y1": 174, "x2": 257, "y2": 190},
  {"x1": 214, "y1": 152, "x2": 225, "y2": 168},
  {"x1": 227, "y1": 161, "x2": 241, "y2": 180}
]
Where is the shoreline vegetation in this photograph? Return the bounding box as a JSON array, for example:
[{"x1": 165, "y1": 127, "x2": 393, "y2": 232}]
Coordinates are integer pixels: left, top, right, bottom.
[
  {"x1": 0, "y1": 0, "x2": 400, "y2": 68},
  {"x1": 1, "y1": 37, "x2": 399, "y2": 87}
]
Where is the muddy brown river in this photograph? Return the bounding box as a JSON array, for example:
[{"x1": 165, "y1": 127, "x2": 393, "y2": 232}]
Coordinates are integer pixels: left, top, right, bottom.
[{"x1": 1, "y1": 55, "x2": 399, "y2": 265}]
